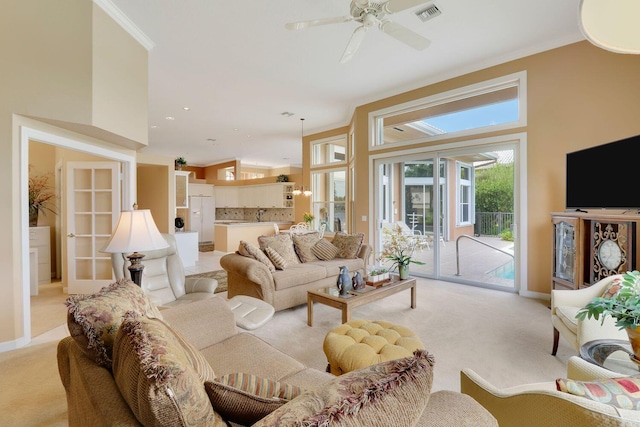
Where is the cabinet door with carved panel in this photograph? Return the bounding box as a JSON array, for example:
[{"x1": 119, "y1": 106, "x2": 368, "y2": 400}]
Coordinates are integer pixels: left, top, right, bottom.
[
  {"x1": 552, "y1": 216, "x2": 582, "y2": 290},
  {"x1": 589, "y1": 220, "x2": 635, "y2": 283}
]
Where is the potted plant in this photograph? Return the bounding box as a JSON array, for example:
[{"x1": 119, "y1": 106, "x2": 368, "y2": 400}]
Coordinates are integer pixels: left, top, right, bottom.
[
  {"x1": 378, "y1": 224, "x2": 425, "y2": 279},
  {"x1": 276, "y1": 174, "x2": 289, "y2": 182},
  {"x1": 576, "y1": 270, "x2": 640, "y2": 360},
  {"x1": 28, "y1": 173, "x2": 57, "y2": 227},
  {"x1": 175, "y1": 157, "x2": 187, "y2": 170},
  {"x1": 367, "y1": 267, "x2": 390, "y2": 285},
  {"x1": 303, "y1": 212, "x2": 314, "y2": 226}
]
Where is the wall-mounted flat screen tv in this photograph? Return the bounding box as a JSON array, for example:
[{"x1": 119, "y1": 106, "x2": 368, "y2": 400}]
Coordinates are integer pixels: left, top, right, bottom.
[{"x1": 566, "y1": 134, "x2": 640, "y2": 210}]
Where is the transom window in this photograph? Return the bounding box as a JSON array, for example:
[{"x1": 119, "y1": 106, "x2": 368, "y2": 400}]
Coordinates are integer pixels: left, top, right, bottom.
[{"x1": 312, "y1": 135, "x2": 347, "y2": 166}]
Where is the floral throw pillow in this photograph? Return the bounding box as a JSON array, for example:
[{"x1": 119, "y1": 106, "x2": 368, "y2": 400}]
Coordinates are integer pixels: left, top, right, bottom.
[
  {"x1": 238, "y1": 240, "x2": 276, "y2": 273},
  {"x1": 113, "y1": 314, "x2": 226, "y2": 426},
  {"x1": 65, "y1": 278, "x2": 163, "y2": 368},
  {"x1": 253, "y1": 349, "x2": 434, "y2": 427},
  {"x1": 331, "y1": 233, "x2": 364, "y2": 259},
  {"x1": 205, "y1": 372, "x2": 303, "y2": 425},
  {"x1": 258, "y1": 233, "x2": 300, "y2": 265},
  {"x1": 292, "y1": 232, "x2": 320, "y2": 263},
  {"x1": 600, "y1": 276, "x2": 624, "y2": 298},
  {"x1": 556, "y1": 376, "x2": 640, "y2": 409}
]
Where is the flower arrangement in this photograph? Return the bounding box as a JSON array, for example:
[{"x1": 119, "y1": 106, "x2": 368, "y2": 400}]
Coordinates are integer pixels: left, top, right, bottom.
[
  {"x1": 29, "y1": 173, "x2": 57, "y2": 226},
  {"x1": 303, "y1": 212, "x2": 314, "y2": 224},
  {"x1": 379, "y1": 224, "x2": 426, "y2": 273}
]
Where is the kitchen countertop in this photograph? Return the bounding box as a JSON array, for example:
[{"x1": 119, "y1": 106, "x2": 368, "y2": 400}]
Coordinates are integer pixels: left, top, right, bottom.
[{"x1": 215, "y1": 221, "x2": 293, "y2": 227}]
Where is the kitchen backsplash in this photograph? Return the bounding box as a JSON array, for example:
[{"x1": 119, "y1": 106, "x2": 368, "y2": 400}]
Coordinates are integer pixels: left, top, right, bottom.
[{"x1": 216, "y1": 208, "x2": 294, "y2": 222}]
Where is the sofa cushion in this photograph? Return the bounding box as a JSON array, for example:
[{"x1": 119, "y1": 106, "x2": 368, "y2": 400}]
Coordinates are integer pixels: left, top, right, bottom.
[
  {"x1": 311, "y1": 238, "x2": 339, "y2": 261},
  {"x1": 556, "y1": 375, "x2": 640, "y2": 410},
  {"x1": 555, "y1": 305, "x2": 579, "y2": 334},
  {"x1": 65, "y1": 278, "x2": 163, "y2": 368},
  {"x1": 205, "y1": 373, "x2": 302, "y2": 425},
  {"x1": 292, "y1": 232, "x2": 320, "y2": 263},
  {"x1": 258, "y1": 234, "x2": 300, "y2": 265},
  {"x1": 253, "y1": 349, "x2": 434, "y2": 427},
  {"x1": 308, "y1": 258, "x2": 365, "y2": 278},
  {"x1": 238, "y1": 240, "x2": 276, "y2": 273},
  {"x1": 331, "y1": 233, "x2": 364, "y2": 259},
  {"x1": 272, "y1": 264, "x2": 329, "y2": 291},
  {"x1": 112, "y1": 314, "x2": 226, "y2": 426},
  {"x1": 265, "y1": 247, "x2": 288, "y2": 270}
]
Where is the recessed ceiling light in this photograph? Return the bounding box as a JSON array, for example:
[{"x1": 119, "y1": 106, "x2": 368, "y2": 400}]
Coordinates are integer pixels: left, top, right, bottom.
[
  {"x1": 183, "y1": 107, "x2": 190, "y2": 111},
  {"x1": 281, "y1": 112, "x2": 294, "y2": 117},
  {"x1": 165, "y1": 116, "x2": 175, "y2": 121},
  {"x1": 207, "y1": 138, "x2": 216, "y2": 142}
]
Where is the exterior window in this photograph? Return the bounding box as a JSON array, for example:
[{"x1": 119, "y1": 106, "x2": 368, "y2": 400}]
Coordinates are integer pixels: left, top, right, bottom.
[
  {"x1": 312, "y1": 135, "x2": 347, "y2": 166},
  {"x1": 372, "y1": 72, "x2": 526, "y2": 148},
  {"x1": 457, "y1": 163, "x2": 473, "y2": 225},
  {"x1": 312, "y1": 169, "x2": 346, "y2": 233}
]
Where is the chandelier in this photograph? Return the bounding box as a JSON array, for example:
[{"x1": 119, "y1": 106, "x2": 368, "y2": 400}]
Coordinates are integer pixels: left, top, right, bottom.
[{"x1": 293, "y1": 118, "x2": 312, "y2": 196}]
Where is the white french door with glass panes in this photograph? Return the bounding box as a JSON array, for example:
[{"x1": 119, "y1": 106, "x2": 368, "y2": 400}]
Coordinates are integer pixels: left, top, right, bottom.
[{"x1": 66, "y1": 162, "x2": 120, "y2": 294}]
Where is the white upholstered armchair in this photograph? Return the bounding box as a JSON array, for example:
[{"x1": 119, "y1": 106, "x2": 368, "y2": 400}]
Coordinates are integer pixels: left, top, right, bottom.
[
  {"x1": 111, "y1": 233, "x2": 217, "y2": 307},
  {"x1": 551, "y1": 275, "x2": 628, "y2": 355}
]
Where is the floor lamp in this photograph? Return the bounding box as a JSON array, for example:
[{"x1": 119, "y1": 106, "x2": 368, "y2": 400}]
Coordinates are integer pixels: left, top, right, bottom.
[{"x1": 101, "y1": 209, "x2": 168, "y2": 287}]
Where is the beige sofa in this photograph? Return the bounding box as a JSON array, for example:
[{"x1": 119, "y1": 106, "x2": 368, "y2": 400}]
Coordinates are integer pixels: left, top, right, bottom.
[
  {"x1": 221, "y1": 243, "x2": 371, "y2": 312},
  {"x1": 58, "y1": 294, "x2": 497, "y2": 426}
]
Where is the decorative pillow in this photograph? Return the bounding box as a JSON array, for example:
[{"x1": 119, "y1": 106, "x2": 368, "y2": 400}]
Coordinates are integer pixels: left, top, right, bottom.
[
  {"x1": 205, "y1": 373, "x2": 303, "y2": 425},
  {"x1": 112, "y1": 314, "x2": 226, "y2": 426},
  {"x1": 556, "y1": 376, "x2": 640, "y2": 409},
  {"x1": 265, "y1": 247, "x2": 288, "y2": 270},
  {"x1": 601, "y1": 276, "x2": 624, "y2": 298},
  {"x1": 258, "y1": 234, "x2": 300, "y2": 265},
  {"x1": 331, "y1": 233, "x2": 365, "y2": 259},
  {"x1": 292, "y1": 232, "x2": 320, "y2": 263},
  {"x1": 239, "y1": 240, "x2": 276, "y2": 273},
  {"x1": 253, "y1": 349, "x2": 434, "y2": 427},
  {"x1": 65, "y1": 278, "x2": 163, "y2": 368},
  {"x1": 311, "y1": 239, "x2": 340, "y2": 261}
]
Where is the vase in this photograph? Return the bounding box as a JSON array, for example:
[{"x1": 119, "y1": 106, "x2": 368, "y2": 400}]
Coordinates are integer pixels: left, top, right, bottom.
[
  {"x1": 398, "y1": 264, "x2": 409, "y2": 280},
  {"x1": 29, "y1": 209, "x2": 38, "y2": 227},
  {"x1": 626, "y1": 327, "x2": 640, "y2": 362}
]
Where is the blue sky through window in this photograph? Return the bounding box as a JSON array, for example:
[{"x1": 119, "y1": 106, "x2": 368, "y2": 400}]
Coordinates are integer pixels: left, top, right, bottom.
[{"x1": 424, "y1": 99, "x2": 518, "y2": 133}]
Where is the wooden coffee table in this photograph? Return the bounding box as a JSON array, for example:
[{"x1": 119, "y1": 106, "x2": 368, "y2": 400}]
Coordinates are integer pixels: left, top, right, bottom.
[{"x1": 307, "y1": 276, "x2": 416, "y2": 326}]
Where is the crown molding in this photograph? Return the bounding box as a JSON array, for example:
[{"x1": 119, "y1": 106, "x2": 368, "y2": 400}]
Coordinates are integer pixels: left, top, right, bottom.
[{"x1": 93, "y1": 0, "x2": 155, "y2": 51}]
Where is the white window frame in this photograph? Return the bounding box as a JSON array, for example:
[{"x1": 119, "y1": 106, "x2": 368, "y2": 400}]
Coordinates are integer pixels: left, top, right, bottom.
[
  {"x1": 311, "y1": 168, "x2": 348, "y2": 233},
  {"x1": 368, "y1": 71, "x2": 527, "y2": 151},
  {"x1": 311, "y1": 134, "x2": 348, "y2": 167},
  {"x1": 456, "y1": 162, "x2": 474, "y2": 226}
]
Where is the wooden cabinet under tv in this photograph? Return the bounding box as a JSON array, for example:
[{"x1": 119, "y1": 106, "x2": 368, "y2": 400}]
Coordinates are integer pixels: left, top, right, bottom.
[{"x1": 551, "y1": 212, "x2": 640, "y2": 290}]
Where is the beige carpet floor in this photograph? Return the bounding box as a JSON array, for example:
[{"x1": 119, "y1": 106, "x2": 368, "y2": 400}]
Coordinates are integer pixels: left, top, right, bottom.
[
  {"x1": 30, "y1": 282, "x2": 68, "y2": 337},
  {"x1": 186, "y1": 269, "x2": 227, "y2": 293},
  {"x1": 1, "y1": 277, "x2": 577, "y2": 425}
]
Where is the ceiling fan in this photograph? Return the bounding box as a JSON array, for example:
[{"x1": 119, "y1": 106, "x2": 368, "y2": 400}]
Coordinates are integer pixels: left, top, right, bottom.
[{"x1": 286, "y1": 0, "x2": 433, "y2": 63}]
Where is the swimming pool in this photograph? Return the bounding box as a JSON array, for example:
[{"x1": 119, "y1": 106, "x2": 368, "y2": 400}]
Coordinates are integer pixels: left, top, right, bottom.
[{"x1": 489, "y1": 259, "x2": 514, "y2": 280}]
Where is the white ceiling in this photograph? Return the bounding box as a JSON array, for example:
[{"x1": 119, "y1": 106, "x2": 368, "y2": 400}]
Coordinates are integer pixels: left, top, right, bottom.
[{"x1": 108, "y1": 0, "x2": 584, "y2": 169}]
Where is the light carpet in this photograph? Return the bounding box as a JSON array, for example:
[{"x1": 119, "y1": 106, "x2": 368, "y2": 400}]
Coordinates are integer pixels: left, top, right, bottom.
[
  {"x1": 1, "y1": 278, "x2": 578, "y2": 426},
  {"x1": 186, "y1": 269, "x2": 227, "y2": 293}
]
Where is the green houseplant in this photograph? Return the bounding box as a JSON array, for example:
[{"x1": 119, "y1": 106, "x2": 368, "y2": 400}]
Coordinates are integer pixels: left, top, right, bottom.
[
  {"x1": 175, "y1": 157, "x2": 187, "y2": 170},
  {"x1": 379, "y1": 224, "x2": 425, "y2": 279},
  {"x1": 576, "y1": 270, "x2": 640, "y2": 359}
]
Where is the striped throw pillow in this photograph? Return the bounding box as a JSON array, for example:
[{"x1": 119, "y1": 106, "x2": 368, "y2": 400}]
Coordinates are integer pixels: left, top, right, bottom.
[
  {"x1": 265, "y1": 247, "x2": 288, "y2": 270},
  {"x1": 205, "y1": 373, "x2": 303, "y2": 425},
  {"x1": 311, "y1": 238, "x2": 340, "y2": 261}
]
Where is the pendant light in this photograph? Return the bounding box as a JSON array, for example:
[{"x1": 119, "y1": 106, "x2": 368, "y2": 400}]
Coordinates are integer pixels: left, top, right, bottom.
[{"x1": 294, "y1": 118, "x2": 312, "y2": 196}]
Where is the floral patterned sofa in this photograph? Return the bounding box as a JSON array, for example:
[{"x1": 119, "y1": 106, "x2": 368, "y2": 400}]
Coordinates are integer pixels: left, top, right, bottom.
[{"x1": 57, "y1": 280, "x2": 498, "y2": 426}]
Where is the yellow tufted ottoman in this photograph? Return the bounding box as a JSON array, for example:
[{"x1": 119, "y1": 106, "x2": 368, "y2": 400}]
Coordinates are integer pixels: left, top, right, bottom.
[{"x1": 323, "y1": 319, "x2": 425, "y2": 375}]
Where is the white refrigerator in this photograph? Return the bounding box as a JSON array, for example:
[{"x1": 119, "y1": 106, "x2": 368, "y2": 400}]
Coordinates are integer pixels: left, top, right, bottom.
[{"x1": 189, "y1": 196, "x2": 215, "y2": 244}]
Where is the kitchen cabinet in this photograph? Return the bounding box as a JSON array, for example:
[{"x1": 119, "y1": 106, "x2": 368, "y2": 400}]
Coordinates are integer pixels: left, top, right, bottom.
[
  {"x1": 215, "y1": 186, "x2": 240, "y2": 207},
  {"x1": 175, "y1": 171, "x2": 191, "y2": 208},
  {"x1": 190, "y1": 183, "x2": 214, "y2": 197},
  {"x1": 217, "y1": 183, "x2": 295, "y2": 208}
]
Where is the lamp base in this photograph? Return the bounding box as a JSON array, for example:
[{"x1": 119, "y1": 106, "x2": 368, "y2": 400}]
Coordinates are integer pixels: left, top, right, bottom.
[{"x1": 126, "y1": 252, "x2": 145, "y2": 287}]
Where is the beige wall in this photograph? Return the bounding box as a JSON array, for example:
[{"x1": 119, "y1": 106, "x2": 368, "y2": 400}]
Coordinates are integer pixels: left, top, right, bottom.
[
  {"x1": 307, "y1": 41, "x2": 640, "y2": 295},
  {"x1": 1, "y1": 1, "x2": 148, "y2": 346},
  {"x1": 137, "y1": 165, "x2": 170, "y2": 233}
]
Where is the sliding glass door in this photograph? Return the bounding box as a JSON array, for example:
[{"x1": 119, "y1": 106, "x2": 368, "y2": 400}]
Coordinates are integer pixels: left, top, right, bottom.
[{"x1": 374, "y1": 142, "x2": 518, "y2": 291}]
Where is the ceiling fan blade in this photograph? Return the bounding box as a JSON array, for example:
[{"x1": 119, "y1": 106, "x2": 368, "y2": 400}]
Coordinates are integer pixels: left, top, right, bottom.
[
  {"x1": 380, "y1": 20, "x2": 430, "y2": 50},
  {"x1": 285, "y1": 16, "x2": 353, "y2": 30},
  {"x1": 340, "y1": 25, "x2": 369, "y2": 63},
  {"x1": 385, "y1": 0, "x2": 429, "y2": 13}
]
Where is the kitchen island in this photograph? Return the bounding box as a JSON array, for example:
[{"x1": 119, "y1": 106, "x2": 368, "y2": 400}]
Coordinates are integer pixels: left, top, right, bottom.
[{"x1": 214, "y1": 221, "x2": 293, "y2": 252}]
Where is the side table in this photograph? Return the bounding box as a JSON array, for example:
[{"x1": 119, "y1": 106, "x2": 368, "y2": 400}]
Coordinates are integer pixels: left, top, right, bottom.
[{"x1": 580, "y1": 339, "x2": 640, "y2": 376}]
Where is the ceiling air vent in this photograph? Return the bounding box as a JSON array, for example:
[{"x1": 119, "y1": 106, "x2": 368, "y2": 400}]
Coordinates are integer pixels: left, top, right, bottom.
[{"x1": 415, "y1": 3, "x2": 441, "y2": 22}]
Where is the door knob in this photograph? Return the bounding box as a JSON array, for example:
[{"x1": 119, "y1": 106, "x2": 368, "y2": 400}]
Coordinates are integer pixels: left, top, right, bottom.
[{"x1": 67, "y1": 233, "x2": 75, "y2": 238}]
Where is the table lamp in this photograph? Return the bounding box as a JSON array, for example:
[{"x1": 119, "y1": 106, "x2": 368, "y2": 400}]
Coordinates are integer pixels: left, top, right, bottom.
[{"x1": 102, "y1": 209, "x2": 168, "y2": 287}]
